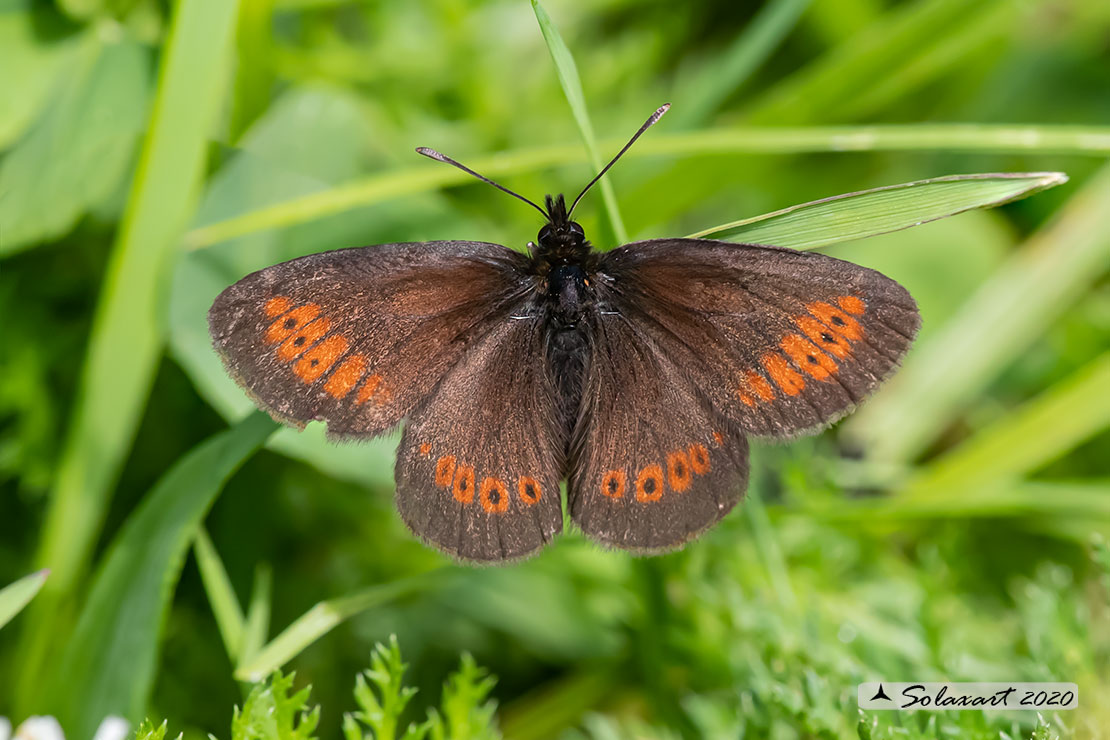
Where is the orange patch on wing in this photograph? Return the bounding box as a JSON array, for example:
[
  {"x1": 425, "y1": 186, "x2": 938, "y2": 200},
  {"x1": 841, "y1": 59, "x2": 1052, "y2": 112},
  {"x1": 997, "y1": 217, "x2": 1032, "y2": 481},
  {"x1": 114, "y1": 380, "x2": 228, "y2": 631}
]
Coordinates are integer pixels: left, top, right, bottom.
[
  {"x1": 745, "y1": 370, "x2": 775, "y2": 402},
  {"x1": 712, "y1": 432, "x2": 724, "y2": 447},
  {"x1": 688, "y1": 443, "x2": 711, "y2": 474},
  {"x1": 807, "y1": 301, "x2": 863, "y2": 341},
  {"x1": 435, "y1": 456, "x2": 456, "y2": 487},
  {"x1": 356, "y1": 374, "x2": 384, "y2": 404},
  {"x1": 781, "y1": 334, "x2": 838, "y2": 381},
  {"x1": 838, "y1": 295, "x2": 866, "y2": 315},
  {"x1": 795, "y1": 315, "x2": 852, "y2": 359},
  {"x1": 635, "y1": 464, "x2": 664, "y2": 503},
  {"x1": 265, "y1": 303, "x2": 320, "y2": 345},
  {"x1": 518, "y1": 476, "x2": 541, "y2": 504},
  {"x1": 739, "y1": 391, "x2": 756, "y2": 407},
  {"x1": 479, "y1": 477, "x2": 510, "y2": 513},
  {"x1": 293, "y1": 335, "x2": 349, "y2": 383},
  {"x1": 264, "y1": 296, "x2": 292, "y2": 317},
  {"x1": 761, "y1": 353, "x2": 805, "y2": 395},
  {"x1": 419, "y1": 442, "x2": 431, "y2": 457},
  {"x1": 277, "y1": 317, "x2": 332, "y2": 361},
  {"x1": 324, "y1": 354, "x2": 368, "y2": 398},
  {"x1": 601, "y1": 469, "x2": 626, "y2": 498},
  {"x1": 453, "y1": 463, "x2": 475, "y2": 504},
  {"x1": 666, "y1": 450, "x2": 692, "y2": 493}
]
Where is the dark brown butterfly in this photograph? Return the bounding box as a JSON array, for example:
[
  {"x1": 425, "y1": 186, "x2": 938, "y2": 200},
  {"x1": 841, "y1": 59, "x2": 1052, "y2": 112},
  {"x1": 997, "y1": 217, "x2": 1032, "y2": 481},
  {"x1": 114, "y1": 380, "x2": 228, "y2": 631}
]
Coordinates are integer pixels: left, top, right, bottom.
[{"x1": 209, "y1": 104, "x2": 920, "y2": 562}]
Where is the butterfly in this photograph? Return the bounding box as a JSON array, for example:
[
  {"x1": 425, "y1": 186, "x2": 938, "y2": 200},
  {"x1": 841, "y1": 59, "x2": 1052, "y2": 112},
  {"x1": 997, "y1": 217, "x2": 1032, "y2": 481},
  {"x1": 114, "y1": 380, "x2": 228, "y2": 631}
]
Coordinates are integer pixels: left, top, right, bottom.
[{"x1": 209, "y1": 104, "x2": 920, "y2": 562}]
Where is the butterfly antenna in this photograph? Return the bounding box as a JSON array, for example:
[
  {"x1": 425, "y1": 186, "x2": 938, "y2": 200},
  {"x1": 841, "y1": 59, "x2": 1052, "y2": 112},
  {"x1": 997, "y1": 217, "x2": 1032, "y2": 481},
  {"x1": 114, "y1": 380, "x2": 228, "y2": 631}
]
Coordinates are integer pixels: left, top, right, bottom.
[
  {"x1": 415, "y1": 146, "x2": 550, "y2": 219},
  {"x1": 568, "y1": 103, "x2": 670, "y2": 218}
]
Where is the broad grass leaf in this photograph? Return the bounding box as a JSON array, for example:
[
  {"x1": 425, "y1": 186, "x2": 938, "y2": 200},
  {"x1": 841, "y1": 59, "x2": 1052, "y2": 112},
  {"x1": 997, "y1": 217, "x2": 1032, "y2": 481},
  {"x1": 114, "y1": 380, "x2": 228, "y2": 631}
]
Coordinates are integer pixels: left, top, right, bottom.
[
  {"x1": 0, "y1": 7, "x2": 84, "y2": 150},
  {"x1": 688, "y1": 172, "x2": 1067, "y2": 248},
  {"x1": 0, "y1": 34, "x2": 150, "y2": 255},
  {"x1": 49, "y1": 412, "x2": 276, "y2": 739}
]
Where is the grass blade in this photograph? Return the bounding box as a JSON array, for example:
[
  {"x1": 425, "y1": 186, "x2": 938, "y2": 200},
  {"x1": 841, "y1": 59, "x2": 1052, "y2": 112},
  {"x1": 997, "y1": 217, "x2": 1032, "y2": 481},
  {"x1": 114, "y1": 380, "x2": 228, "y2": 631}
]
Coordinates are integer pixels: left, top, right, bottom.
[
  {"x1": 235, "y1": 570, "x2": 445, "y2": 682},
  {"x1": 531, "y1": 0, "x2": 626, "y2": 245},
  {"x1": 671, "y1": 0, "x2": 812, "y2": 128},
  {"x1": 239, "y1": 562, "x2": 273, "y2": 667},
  {"x1": 688, "y1": 172, "x2": 1067, "y2": 248},
  {"x1": 16, "y1": 0, "x2": 242, "y2": 710},
  {"x1": 49, "y1": 412, "x2": 276, "y2": 739},
  {"x1": 182, "y1": 124, "x2": 1108, "y2": 249},
  {"x1": 193, "y1": 526, "x2": 246, "y2": 661},
  {"x1": 901, "y1": 352, "x2": 1110, "y2": 502},
  {"x1": 0, "y1": 570, "x2": 49, "y2": 631},
  {"x1": 846, "y1": 162, "x2": 1110, "y2": 463}
]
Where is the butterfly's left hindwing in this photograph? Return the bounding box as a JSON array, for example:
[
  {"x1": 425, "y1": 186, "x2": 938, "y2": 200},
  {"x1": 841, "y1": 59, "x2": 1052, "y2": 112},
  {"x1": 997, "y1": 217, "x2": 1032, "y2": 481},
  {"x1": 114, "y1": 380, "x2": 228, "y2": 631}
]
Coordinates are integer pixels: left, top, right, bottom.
[
  {"x1": 568, "y1": 312, "x2": 750, "y2": 551},
  {"x1": 395, "y1": 318, "x2": 564, "y2": 561},
  {"x1": 208, "y1": 241, "x2": 530, "y2": 438}
]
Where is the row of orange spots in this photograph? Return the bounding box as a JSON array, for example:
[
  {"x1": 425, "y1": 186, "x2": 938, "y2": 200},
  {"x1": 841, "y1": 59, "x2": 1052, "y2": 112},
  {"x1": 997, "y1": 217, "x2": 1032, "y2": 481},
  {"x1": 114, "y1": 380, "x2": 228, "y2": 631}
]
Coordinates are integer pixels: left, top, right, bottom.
[
  {"x1": 601, "y1": 443, "x2": 712, "y2": 503},
  {"x1": 736, "y1": 294, "x2": 867, "y2": 406},
  {"x1": 432, "y1": 454, "x2": 541, "y2": 514},
  {"x1": 262, "y1": 296, "x2": 388, "y2": 405}
]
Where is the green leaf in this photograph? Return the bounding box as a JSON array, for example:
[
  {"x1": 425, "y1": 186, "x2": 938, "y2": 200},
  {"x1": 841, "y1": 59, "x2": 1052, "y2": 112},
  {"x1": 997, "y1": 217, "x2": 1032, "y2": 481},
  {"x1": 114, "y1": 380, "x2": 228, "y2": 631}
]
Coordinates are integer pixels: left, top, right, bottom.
[
  {"x1": 180, "y1": 124, "x2": 1108, "y2": 250},
  {"x1": 901, "y1": 352, "x2": 1110, "y2": 503},
  {"x1": 232, "y1": 671, "x2": 320, "y2": 740},
  {"x1": 688, "y1": 172, "x2": 1068, "y2": 248},
  {"x1": 431, "y1": 653, "x2": 500, "y2": 740},
  {"x1": 348, "y1": 637, "x2": 422, "y2": 740},
  {"x1": 670, "y1": 0, "x2": 812, "y2": 128},
  {"x1": 531, "y1": 0, "x2": 626, "y2": 245},
  {"x1": 0, "y1": 8, "x2": 84, "y2": 150},
  {"x1": 0, "y1": 33, "x2": 150, "y2": 255},
  {"x1": 194, "y1": 526, "x2": 246, "y2": 661},
  {"x1": 48, "y1": 412, "x2": 276, "y2": 739},
  {"x1": 235, "y1": 571, "x2": 445, "y2": 682},
  {"x1": 16, "y1": 0, "x2": 242, "y2": 710},
  {"x1": 0, "y1": 569, "x2": 49, "y2": 630},
  {"x1": 846, "y1": 162, "x2": 1110, "y2": 463}
]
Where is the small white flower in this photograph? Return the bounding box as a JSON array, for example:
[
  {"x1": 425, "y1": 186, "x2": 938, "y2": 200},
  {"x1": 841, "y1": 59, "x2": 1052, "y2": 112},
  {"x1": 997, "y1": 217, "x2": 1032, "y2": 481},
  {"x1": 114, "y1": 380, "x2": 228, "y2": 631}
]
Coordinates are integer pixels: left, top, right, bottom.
[
  {"x1": 92, "y1": 717, "x2": 129, "y2": 740},
  {"x1": 1, "y1": 716, "x2": 12, "y2": 740},
  {"x1": 13, "y1": 717, "x2": 64, "y2": 740}
]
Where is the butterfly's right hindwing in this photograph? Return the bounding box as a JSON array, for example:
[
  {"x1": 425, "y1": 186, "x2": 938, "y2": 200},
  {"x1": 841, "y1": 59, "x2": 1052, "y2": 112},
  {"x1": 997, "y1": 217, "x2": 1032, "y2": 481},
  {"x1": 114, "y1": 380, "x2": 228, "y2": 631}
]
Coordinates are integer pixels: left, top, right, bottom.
[{"x1": 208, "y1": 241, "x2": 530, "y2": 438}]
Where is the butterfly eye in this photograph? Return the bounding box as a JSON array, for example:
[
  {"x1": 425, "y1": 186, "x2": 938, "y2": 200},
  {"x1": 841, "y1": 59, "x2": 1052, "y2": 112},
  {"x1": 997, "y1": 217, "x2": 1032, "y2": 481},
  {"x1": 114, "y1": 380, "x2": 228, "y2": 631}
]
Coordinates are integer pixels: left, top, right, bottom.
[
  {"x1": 568, "y1": 221, "x2": 585, "y2": 238},
  {"x1": 537, "y1": 224, "x2": 554, "y2": 243}
]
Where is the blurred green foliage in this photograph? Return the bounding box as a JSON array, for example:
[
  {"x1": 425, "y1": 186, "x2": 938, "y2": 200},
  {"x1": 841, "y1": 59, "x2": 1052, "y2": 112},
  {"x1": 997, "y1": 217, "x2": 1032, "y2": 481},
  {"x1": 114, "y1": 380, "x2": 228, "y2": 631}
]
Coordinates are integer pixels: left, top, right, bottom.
[{"x1": 1, "y1": 0, "x2": 1108, "y2": 738}]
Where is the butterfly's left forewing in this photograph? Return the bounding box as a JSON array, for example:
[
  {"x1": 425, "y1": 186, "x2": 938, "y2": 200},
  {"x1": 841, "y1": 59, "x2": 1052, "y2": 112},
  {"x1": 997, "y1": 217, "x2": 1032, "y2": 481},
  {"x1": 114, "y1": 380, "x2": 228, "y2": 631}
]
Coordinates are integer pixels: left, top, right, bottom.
[{"x1": 596, "y1": 239, "x2": 921, "y2": 439}]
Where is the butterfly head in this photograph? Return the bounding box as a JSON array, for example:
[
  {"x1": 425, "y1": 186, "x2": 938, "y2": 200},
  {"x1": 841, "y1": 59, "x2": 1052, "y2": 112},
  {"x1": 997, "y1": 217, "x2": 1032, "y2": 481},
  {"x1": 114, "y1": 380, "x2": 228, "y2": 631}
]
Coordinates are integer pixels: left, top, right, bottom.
[{"x1": 538, "y1": 194, "x2": 587, "y2": 257}]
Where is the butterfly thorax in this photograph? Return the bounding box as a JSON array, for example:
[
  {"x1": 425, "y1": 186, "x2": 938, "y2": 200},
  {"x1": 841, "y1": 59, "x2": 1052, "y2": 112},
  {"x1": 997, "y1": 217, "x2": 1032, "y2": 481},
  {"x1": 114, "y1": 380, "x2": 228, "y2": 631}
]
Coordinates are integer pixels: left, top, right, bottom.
[{"x1": 531, "y1": 194, "x2": 599, "y2": 327}]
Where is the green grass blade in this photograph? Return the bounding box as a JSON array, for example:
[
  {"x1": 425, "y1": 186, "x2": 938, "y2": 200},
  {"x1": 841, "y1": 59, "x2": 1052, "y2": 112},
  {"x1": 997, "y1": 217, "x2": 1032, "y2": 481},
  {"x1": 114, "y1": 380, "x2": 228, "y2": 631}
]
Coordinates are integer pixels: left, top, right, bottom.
[
  {"x1": 16, "y1": 0, "x2": 242, "y2": 711},
  {"x1": 796, "y1": 479, "x2": 1110, "y2": 523},
  {"x1": 194, "y1": 526, "x2": 246, "y2": 661},
  {"x1": 0, "y1": 569, "x2": 49, "y2": 631},
  {"x1": 688, "y1": 172, "x2": 1067, "y2": 248},
  {"x1": 671, "y1": 0, "x2": 812, "y2": 128},
  {"x1": 182, "y1": 124, "x2": 1108, "y2": 249},
  {"x1": 48, "y1": 412, "x2": 276, "y2": 738},
  {"x1": 846, "y1": 162, "x2": 1110, "y2": 463},
  {"x1": 239, "y1": 562, "x2": 273, "y2": 667},
  {"x1": 744, "y1": 0, "x2": 1016, "y2": 124},
  {"x1": 235, "y1": 571, "x2": 445, "y2": 682},
  {"x1": 901, "y1": 352, "x2": 1110, "y2": 502},
  {"x1": 531, "y1": 0, "x2": 626, "y2": 245}
]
